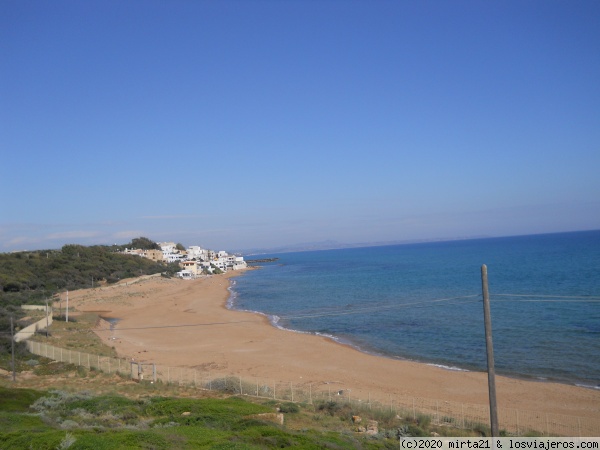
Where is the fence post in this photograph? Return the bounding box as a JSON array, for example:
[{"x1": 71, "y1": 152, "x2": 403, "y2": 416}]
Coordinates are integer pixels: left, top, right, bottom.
[
  {"x1": 309, "y1": 384, "x2": 312, "y2": 404},
  {"x1": 273, "y1": 381, "x2": 276, "y2": 400},
  {"x1": 239, "y1": 377, "x2": 243, "y2": 395}
]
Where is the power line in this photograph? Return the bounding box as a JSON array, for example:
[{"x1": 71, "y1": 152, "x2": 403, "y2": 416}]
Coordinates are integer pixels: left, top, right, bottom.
[
  {"x1": 279, "y1": 294, "x2": 481, "y2": 320},
  {"x1": 491, "y1": 293, "x2": 600, "y2": 302},
  {"x1": 6, "y1": 291, "x2": 599, "y2": 337},
  {"x1": 2, "y1": 294, "x2": 482, "y2": 336}
]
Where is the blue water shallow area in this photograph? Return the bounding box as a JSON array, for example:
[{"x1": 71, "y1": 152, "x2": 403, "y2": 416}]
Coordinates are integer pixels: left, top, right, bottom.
[{"x1": 230, "y1": 231, "x2": 600, "y2": 388}]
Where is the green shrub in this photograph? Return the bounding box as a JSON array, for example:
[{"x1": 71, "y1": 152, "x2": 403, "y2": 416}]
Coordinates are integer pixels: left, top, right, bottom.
[
  {"x1": 0, "y1": 386, "x2": 45, "y2": 412},
  {"x1": 316, "y1": 400, "x2": 342, "y2": 416},
  {"x1": 278, "y1": 402, "x2": 300, "y2": 413}
]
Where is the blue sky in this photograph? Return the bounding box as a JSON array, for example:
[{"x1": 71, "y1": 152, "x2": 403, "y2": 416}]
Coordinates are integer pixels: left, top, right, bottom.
[{"x1": 2, "y1": 0, "x2": 599, "y2": 253}]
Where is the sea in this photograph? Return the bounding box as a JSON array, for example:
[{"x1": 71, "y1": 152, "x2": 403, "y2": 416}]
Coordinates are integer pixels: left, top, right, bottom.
[{"x1": 229, "y1": 230, "x2": 600, "y2": 389}]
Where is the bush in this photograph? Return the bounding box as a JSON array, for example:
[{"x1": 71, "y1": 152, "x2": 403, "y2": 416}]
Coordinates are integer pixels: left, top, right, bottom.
[
  {"x1": 279, "y1": 402, "x2": 300, "y2": 413},
  {"x1": 316, "y1": 400, "x2": 343, "y2": 416}
]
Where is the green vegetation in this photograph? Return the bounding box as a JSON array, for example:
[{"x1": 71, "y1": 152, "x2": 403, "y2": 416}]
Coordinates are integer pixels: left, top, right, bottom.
[
  {"x1": 0, "y1": 350, "x2": 497, "y2": 448},
  {"x1": 124, "y1": 237, "x2": 162, "y2": 251},
  {"x1": 0, "y1": 238, "x2": 175, "y2": 295},
  {"x1": 0, "y1": 237, "x2": 180, "y2": 362},
  {"x1": 0, "y1": 385, "x2": 415, "y2": 449}
]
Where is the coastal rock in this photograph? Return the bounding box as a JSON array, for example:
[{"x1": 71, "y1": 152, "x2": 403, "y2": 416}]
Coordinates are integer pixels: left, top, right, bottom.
[
  {"x1": 366, "y1": 420, "x2": 378, "y2": 435},
  {"x1": 248, "y1": 412, "x2": 284, "y2": 425}
]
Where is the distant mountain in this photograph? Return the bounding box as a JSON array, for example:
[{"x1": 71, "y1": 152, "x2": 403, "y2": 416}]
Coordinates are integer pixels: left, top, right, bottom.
[
  {"x1": 238, "y1": 240, "x2": 348, "y2": 256},
  {"x1": 237, "y1": 235, "x2": 491, "y2": 256}
]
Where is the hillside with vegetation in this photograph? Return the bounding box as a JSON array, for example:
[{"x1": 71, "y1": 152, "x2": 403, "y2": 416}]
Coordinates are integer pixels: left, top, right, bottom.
[
  {"x1": 0, "y1": 238, "x2": 178, "y2": 296},
  {"x1": 0, "y1": 381, "x2": 436, "y2": 449},
  {"x1": 0, "y1": 238, "x2": 179, "y2": 363}
]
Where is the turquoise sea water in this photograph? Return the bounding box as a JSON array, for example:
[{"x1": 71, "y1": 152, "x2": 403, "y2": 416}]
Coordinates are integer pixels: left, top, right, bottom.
[{"x1": 230, "y1": 230, "x2": 600, "y2": 388}]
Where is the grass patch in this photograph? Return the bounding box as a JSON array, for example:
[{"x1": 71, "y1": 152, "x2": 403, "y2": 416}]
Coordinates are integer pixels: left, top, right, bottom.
[{"x1": 0, "y1": 385, "x2": 45, "y2": 412}]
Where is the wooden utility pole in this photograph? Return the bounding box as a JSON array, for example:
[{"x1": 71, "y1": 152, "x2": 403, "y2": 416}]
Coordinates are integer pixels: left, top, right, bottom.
[{"x1": 481, "y1": 264, "x2": 499, "y2": 437}]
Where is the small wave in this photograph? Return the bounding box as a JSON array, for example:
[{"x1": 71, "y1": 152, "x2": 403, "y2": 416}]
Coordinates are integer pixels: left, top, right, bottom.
[
  {"x1": 575, "y1": 383, "x2": 600, "y2": 390},
  {"x1": 226, "y1": 283, "x2": 238, "y2": 309},
  {"x1": 426, "y1": 363, "x2": 469, "y2": 372}
]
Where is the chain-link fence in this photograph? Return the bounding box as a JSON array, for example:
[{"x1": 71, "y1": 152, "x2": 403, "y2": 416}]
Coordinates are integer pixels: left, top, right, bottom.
[{"x1": 24, "y1": 341, "x2": 599, "y2": 437}]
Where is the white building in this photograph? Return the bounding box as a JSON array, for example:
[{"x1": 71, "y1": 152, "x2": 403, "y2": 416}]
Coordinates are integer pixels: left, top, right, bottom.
[
  {"x1": 164, "y1": 253, "x2": 184, "y2": 263},
  {"x1": 187, "y1": 246, "x2": 208, "y2": 261},
  {"x1": 158, "y1": 242, "x2": 176, "y2": 253},
  {"x1": 176, "y1": 270, "x2": 195, "y2": 279}
]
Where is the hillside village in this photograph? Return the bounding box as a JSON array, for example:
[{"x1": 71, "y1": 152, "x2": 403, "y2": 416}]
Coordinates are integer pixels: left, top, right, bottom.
[{"x1": 122, "y1": 241, "x2": 247, "y2": 279}]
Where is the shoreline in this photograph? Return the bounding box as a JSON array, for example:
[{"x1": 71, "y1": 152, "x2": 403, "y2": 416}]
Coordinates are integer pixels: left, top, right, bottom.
[
  {"x1": 67, "y1": 272, "x2": 600, "y2": 426},
  {"x1": 226, "y1": 274, "x2": 599, "y2": 391},
  {"x1": 230, "y1": 299, "x2": 600, "y2": 392}
]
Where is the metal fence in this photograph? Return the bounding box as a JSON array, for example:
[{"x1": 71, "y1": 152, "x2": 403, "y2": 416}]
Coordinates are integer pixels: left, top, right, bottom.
[{"x1": 24, "y1": 341, "x2": 599, "y2": 437}]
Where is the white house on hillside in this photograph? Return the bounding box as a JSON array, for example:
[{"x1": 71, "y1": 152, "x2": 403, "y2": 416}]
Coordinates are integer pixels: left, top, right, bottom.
[
  {"x1": 187, "y1": 246, "x2": 208, "y2": 261},
  {"x1": 158, "y1": 242, "x2": 176, "y2": 253}
]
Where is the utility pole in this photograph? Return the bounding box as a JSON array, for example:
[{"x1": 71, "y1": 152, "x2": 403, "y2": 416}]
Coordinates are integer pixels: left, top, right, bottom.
[
  {"x1": 10, "y1": 316, "x2": 16, "y2": 382},
  {"x1": 481, "y1": 264, "x2": 499, "y2": 437}
]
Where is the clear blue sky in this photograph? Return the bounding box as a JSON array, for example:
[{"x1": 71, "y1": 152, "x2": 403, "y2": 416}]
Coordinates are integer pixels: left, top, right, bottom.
[{"x1": 2, "y1": 0, "x2": 599, "y2": 253}]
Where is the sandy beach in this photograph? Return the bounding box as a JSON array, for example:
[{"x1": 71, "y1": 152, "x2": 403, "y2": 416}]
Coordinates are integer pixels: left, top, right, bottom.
[{"x1": 67, "y1": 270, "x2": 600, "y2": 428}]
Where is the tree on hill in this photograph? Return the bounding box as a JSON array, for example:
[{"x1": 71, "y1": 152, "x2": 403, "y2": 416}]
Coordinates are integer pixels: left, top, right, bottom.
[{"x1": 129, "y1": 237, "x2": 161, "y2": 250}]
